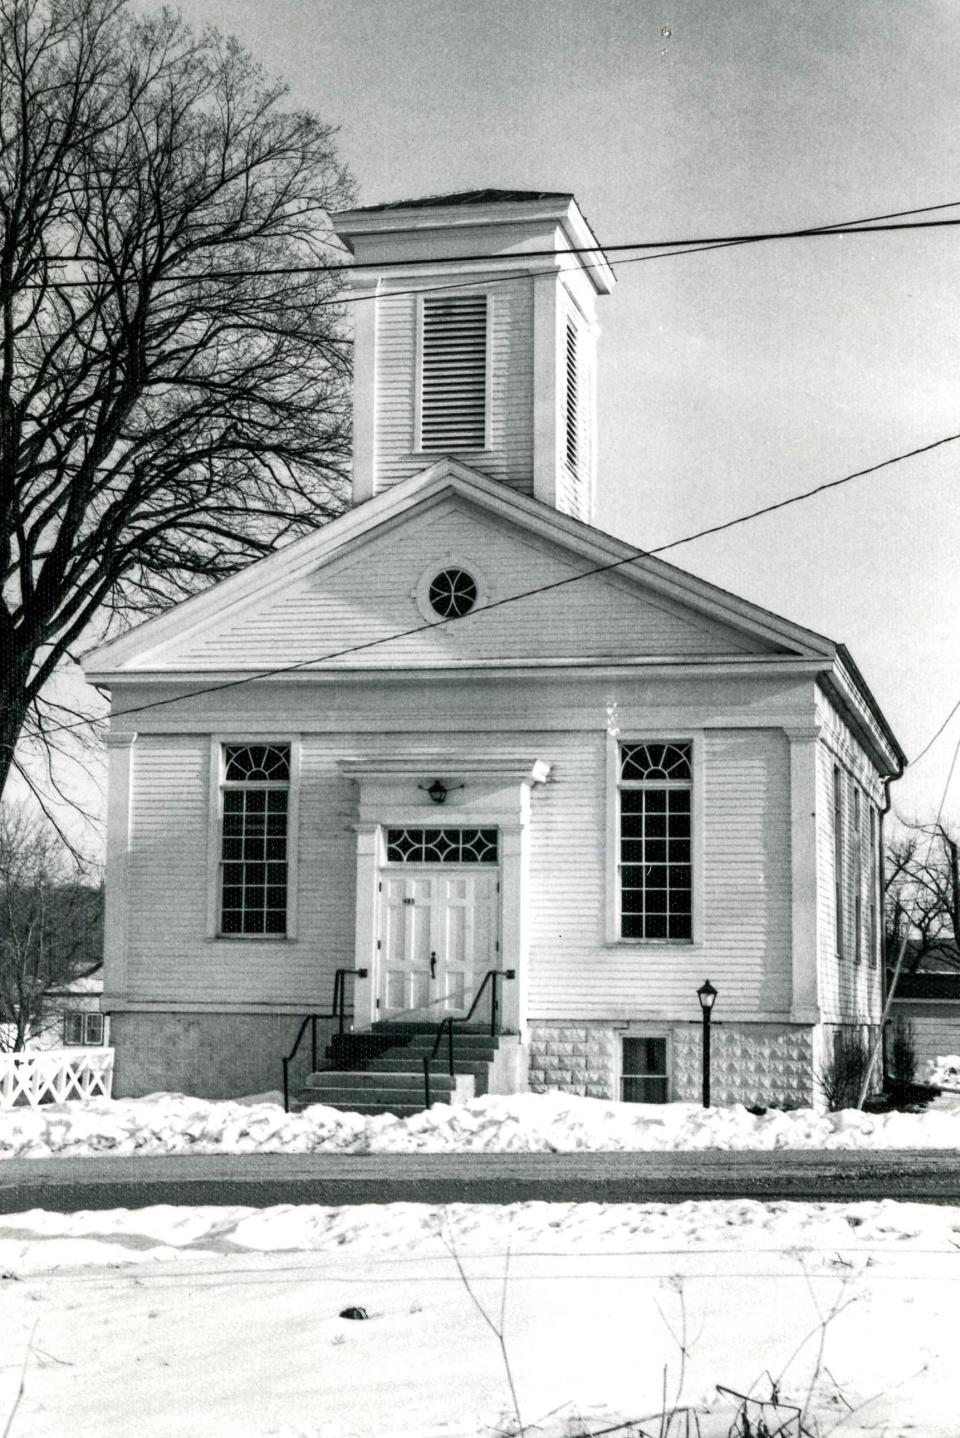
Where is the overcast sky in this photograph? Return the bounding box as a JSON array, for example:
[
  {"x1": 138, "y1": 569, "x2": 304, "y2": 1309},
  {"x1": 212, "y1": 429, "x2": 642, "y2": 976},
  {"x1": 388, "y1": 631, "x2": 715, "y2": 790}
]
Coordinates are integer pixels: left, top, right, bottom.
[{"x1": 128, "y1": 1, "x2": 960, "y2": 825}]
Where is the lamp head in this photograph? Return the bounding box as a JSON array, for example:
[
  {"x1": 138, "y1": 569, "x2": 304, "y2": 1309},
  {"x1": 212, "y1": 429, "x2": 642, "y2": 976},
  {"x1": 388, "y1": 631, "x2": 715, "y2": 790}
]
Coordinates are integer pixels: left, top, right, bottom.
[{"x1": 697, "y1": 979, "x2": 718, "y2": 1013}]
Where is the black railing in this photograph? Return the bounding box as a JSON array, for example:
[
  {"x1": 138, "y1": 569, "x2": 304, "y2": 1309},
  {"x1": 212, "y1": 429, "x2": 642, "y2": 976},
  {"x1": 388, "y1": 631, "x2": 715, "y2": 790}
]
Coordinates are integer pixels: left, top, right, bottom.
[
  {"x1": 282, "y1": 966, "x2": 367, "y2": 1112},
  {"x1": 422, "y1": 968, "x2": 515, "y2": 1109}
]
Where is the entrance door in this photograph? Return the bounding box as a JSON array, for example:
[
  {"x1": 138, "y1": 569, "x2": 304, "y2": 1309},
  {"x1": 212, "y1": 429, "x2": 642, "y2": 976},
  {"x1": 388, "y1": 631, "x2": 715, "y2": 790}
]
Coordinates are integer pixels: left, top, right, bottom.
[{"x1": 379, "y1": 868, "x2": 499, "y2": 1020}]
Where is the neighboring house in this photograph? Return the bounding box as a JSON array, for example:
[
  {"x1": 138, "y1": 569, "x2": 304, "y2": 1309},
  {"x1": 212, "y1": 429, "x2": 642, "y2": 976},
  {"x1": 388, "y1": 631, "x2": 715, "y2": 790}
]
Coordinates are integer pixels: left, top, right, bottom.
[
  {"x1": 887, "y1": 967, "x2": 960, "y2": 1075},
  {"x1": 82, "y1": 190, "x2": 904, "y2": 1105},
  {"x1": 0, "y1": 974, "x2": 106, "y2": 1052}
]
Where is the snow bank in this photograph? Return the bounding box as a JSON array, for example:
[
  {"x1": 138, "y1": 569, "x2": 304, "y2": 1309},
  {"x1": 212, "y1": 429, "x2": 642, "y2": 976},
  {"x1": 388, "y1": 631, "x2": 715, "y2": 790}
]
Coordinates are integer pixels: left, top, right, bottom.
[
  {"x1": 3, "y1": 1088, "x2": 960, "y2": 1159},
  {"x1": 2, "y1": 1196, "x2": 960, "y2": 1274}
]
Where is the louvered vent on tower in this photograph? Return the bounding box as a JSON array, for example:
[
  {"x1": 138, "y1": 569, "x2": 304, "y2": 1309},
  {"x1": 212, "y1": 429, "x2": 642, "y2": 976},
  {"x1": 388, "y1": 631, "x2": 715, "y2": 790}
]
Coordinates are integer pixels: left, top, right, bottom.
[
  {"x1": 420, "y1": 295, "x2": 488, "y2": 450},
  {"x1": 564, "y1": 321, "x2": 579, "y2": 472}
]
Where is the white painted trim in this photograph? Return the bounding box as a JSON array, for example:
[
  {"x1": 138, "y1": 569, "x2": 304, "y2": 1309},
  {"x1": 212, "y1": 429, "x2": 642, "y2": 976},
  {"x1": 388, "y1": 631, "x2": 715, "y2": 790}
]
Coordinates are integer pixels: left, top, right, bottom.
[
  {"x1": 605, "y1": 730, "x2": 705, "y2": 948},
  {"x1": 785, "y1": 725, "x2": 821, "y2": 1022},
  {"x1": 206, "y1": 734, "x2": 302, "y2": 941},
  {"x1": 103, "y1": 731, "x2": 137, "y2": 1001}
]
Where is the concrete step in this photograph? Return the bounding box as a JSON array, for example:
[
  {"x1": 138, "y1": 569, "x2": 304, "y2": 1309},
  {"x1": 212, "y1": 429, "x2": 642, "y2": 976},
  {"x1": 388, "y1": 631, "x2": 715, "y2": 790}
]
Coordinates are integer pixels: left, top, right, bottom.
[
  {"x1": 300, "y1": 1070, "x2": 475, "y2": 1117},
  {"x1": 298, "y1": 1100, "x2": 431, "y2": 1118},
  {"x1": 305, "y1": 1069, "x2": 459, "y2": 1092}
]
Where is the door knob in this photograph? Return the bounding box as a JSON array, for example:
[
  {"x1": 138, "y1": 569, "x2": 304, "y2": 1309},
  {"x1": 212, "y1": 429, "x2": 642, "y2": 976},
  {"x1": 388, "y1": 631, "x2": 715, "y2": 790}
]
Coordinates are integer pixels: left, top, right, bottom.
[{"x1": 430, "y1": 951, "x2": 437, "y2": 978}]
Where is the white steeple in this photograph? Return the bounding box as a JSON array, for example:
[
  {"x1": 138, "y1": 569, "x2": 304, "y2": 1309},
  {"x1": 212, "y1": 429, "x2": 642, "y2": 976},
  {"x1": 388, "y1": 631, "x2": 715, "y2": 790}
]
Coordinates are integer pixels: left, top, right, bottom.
[{"x1": 331, "y1": 189, "x2": 615, "y2": 523}]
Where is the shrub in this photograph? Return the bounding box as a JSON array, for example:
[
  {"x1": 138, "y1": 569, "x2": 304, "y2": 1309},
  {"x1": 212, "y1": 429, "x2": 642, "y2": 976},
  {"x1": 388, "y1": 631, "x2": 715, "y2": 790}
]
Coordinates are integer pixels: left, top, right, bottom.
[
  {"x1": 817, "y1": 1027, "x2": 871, "y2": 1111},
  {"x1": 888, "y1": 1017, "x2": 917, "y2": 1088}
]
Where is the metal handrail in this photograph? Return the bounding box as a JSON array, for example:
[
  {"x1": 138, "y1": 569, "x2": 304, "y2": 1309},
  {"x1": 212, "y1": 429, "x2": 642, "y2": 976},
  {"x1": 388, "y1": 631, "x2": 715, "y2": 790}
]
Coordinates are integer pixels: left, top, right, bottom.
[
  {"x1": 422, "y1": 968, "x2": 515, "y2": 1108},
  {"x1": 281, "y1": 966, "x2": 367, "y2": 1112}
]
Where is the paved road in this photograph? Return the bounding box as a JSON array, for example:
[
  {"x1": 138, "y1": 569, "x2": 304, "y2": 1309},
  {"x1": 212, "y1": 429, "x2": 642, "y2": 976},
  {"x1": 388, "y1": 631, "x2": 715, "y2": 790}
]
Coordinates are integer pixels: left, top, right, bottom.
[{"x1": 2, "y1": 1148, "x2": 960, "y2": 1211}]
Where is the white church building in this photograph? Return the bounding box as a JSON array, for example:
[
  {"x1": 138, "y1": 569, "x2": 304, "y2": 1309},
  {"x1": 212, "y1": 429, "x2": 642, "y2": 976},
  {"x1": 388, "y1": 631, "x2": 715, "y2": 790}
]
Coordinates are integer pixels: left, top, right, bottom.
[{"x1": 84, "y1": 190, "x2": 903, "y2": 1107}]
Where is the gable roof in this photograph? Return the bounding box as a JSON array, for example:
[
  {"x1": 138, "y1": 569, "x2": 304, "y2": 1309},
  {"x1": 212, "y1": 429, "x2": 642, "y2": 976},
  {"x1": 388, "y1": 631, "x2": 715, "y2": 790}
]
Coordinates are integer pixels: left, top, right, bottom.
[
  {"x1": 82, "y1": 459, "x2": 904, "y2": 772},
  {"x1": 85, "y1": 459, "x2": 832, "y2": 668},
  {"x1": 350, "y1": 190, "x2": 574, "y2": 212}
]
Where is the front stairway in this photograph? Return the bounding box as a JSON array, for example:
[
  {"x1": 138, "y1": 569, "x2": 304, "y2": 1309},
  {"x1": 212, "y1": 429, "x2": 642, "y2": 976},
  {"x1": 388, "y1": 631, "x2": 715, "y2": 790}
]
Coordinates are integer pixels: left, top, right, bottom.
[{"x1": 297, "y1": 1024, "x2": 525, "y2": 1117}]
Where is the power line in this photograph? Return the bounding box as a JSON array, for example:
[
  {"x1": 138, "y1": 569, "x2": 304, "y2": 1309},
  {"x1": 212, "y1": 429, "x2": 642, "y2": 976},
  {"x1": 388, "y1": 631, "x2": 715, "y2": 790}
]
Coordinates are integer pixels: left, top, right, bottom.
[
  {"x1": 13, "y1": 197, "x2": 960, "y2": 294},
  {"x1": 48, "y1": 425, "x2": 960, "y2": 740},
  {"x1": 907, "y1": 698, "x2": 960, "y2": 768}
]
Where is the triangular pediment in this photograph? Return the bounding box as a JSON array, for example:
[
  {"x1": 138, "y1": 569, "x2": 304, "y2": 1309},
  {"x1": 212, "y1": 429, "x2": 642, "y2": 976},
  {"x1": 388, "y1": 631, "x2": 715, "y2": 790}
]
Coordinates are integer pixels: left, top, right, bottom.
[{"x1": 84, "y1": 461, "x2": 835, "y2": 676}]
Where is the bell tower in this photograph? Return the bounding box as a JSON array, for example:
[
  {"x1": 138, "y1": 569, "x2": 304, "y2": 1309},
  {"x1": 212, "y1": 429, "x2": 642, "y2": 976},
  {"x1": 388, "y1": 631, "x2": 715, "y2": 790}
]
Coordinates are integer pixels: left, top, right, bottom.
[{"x1": 331, "y1": 190, "x2": 615, "y2": 523}]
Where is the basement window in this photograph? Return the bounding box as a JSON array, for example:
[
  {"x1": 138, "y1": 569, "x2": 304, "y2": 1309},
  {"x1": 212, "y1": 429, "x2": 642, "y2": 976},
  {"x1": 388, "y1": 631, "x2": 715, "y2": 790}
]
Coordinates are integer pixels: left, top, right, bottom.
[
  {"x1": 621, "y1": 1036, "x2": 668, "y2": 1103},
  {"x1": 419, "y1": 294, "x2": 488, "y2": 451}
]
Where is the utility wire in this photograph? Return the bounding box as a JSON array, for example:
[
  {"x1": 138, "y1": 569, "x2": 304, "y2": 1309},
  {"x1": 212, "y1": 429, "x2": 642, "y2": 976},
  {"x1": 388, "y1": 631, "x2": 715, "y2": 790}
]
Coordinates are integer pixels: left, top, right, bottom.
[
  {"x1": 907, "y1": 698, "x2": 960, "y2": 769},
  {"x1": 13, "y1": 197, "x2": 960, "y2": 293},
  {"x1": 39, "y1": 426, "x2": 960, "y2": 742}
]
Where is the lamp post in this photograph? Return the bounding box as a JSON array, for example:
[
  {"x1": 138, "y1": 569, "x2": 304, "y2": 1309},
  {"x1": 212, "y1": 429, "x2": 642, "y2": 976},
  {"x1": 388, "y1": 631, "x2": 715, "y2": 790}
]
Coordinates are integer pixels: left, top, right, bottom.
[{"x1": 697, "y1": 979, "x2": 718, "y2": 1108}]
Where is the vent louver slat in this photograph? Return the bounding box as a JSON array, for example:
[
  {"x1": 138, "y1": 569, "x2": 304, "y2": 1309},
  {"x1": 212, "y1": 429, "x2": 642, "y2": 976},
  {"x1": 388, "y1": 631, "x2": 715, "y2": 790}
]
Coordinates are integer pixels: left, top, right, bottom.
[
  {"x1": 565, "y1": 321, "x2": 579, "y2": 473},
  {"x1": 421, "y1": 296, "x2": 487, "y2": 450}
]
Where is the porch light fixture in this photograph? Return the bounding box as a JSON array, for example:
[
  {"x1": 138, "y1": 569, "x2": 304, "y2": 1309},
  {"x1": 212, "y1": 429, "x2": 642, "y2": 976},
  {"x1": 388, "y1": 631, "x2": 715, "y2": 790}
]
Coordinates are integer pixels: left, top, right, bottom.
[
  {"x1": 419, "y1": 778, "x2": 464, "y2": 806},
  {"x1": 697, "y1": 979, "x2": 718, "y2": 1108}
]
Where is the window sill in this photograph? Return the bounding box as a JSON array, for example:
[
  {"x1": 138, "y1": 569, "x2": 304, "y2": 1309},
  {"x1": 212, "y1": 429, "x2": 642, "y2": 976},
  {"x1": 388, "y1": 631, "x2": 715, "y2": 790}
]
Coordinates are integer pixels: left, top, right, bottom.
[
  {"x1": 604, "y1": 937, "x2": 701, "y2": 950},
  {"x1": 404, "y1": 449, "x2": 492, "y2": 461},
  {"x1": 207, "y1": 934, "x2": 294, "y2": 943}
]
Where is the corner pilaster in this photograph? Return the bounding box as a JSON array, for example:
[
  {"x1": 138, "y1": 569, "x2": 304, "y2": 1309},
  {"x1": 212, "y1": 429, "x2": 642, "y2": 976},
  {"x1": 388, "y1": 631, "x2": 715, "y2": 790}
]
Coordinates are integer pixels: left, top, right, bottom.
[
  {"x1": 785, "y1": 725, "x2": 821, "y2": 1022},
  {"x1": 103, "y1": 731, "x2": 137, "y2": 1001}
]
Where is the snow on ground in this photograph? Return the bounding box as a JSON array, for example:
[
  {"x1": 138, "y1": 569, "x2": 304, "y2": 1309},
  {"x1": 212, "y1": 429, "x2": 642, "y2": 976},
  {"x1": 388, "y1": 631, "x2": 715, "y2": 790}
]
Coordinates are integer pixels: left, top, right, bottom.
[
  {"x1": 3, "y1": 1092, "x2": 960, "y2": 1434},
  {"x1": 3, "y1": 1088, "x2": 960, "y2": 1158},
  {"x1": 2, "y1": 1196, "x2": 960, "y2": 1437}
]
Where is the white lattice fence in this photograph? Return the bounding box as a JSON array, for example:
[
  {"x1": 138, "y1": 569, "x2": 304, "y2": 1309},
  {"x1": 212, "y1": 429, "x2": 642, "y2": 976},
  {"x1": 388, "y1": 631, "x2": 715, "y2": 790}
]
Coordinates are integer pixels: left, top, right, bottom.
[{"x1": 0, "y1": 1048, "x2": 114, "y2": 1108}]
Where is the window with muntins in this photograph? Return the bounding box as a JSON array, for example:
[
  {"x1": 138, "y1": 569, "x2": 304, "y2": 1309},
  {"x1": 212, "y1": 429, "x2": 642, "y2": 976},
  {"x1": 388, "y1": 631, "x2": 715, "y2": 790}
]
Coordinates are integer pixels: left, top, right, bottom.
[
  {"x1": 63, "y1": 1012, "x2": 105, "y2": 1045},
  {"x1": 420, "y1": 295, "x2": 487, "y2": 451},
  {"x1": 618, "y1": 742, "x2": 693, "y2": 940},
  {"x1": 220, "y1": 743, "x2": 290, "y2": 935},
  {"x1": 833, "y1": 765, "x2": 844, "y2": 955},
  {"x1": 853, "y1": 786, "x2": 863, "y2": 964}
]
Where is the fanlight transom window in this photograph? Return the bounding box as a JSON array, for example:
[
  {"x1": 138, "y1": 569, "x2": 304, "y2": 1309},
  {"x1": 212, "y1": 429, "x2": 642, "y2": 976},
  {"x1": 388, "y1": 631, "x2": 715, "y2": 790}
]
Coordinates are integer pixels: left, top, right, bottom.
[
  {"x1": 385, "y1": 828, "x2": 498, "y2": 864},
  {"x1": 224, "y1": 744, "x2": 290, "y2": 783},
  {"x1": 619, "y1": 742, "x2": 691, "y2": 783}
]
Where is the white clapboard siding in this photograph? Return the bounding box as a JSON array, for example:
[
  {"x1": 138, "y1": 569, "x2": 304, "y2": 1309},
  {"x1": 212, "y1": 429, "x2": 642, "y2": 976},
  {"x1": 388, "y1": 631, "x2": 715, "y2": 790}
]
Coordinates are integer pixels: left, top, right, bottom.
[
  {"x1": 124, "y1": 735, "x2": 356, "y2": 1007},
  {"x1": 374, "y1": 281, "x2": 534, "y2": 495},
  {"x1": 814, "y1": 694, "x2": 883, "y2": 1025},
  {"x1": 526, "y1": 728, "x2": 792, "y2": 1018},
  {"x1": 172, "y1": 501, "x2": 764, "y2": 670}
]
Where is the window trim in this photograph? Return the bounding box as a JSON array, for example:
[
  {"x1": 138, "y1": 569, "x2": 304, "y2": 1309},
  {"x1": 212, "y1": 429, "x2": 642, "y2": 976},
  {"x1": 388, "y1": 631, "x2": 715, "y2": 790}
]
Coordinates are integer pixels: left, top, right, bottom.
[
  {"x1": 617, "y1": 1029, "x2": 672, "y2": 1104},
  {"x1": 605, "y1": 731, "x2": 704, "y2": 947},
  {"x1": 206, "y1": 735, "x2": 301, "y2": 940},
  {"x1": 414, "y1": 290, "x2": 493, "y2": 453}
]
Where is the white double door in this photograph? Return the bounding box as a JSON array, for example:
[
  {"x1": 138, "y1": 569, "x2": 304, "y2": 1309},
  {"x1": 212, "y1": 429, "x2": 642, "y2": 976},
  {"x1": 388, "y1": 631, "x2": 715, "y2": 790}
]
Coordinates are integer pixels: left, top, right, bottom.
[{"x1": 379, "y1": 867, "x2": 499, "y2": 1019}]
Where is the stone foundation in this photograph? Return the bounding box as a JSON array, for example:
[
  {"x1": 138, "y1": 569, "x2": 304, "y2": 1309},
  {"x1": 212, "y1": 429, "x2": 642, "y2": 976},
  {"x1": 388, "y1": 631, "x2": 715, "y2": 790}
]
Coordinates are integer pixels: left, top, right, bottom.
[
  {"x1": 527, "y1": 1020, "x2": 819, "y2": 1107},
  {"x1": 108, "y1": 1010, "x2": 339, "y2": 1100},
  {"x1": 526, "y1": 1023, "x2": 617, "y2": 1098}
]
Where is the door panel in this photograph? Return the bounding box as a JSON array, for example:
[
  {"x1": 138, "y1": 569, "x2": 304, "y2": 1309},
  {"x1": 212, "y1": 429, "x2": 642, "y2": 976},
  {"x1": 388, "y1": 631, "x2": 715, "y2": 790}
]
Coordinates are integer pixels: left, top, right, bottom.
[{"x1": 378, "y1": 867, "x2": 499, "y2": 1020}]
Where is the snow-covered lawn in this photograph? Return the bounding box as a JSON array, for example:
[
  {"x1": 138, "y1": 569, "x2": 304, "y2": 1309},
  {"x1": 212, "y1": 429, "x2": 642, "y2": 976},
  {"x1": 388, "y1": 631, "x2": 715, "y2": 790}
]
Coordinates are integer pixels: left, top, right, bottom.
[
  {"x1": 2, "y1": 1196, "x2": 960, "y2": 1437},
  {"x1": 3, "y1": 1092, "x2": 960, "y2": 1435},
  {"x1": 3, "y1": 1088, "x2": 960, "y2": 1158}
]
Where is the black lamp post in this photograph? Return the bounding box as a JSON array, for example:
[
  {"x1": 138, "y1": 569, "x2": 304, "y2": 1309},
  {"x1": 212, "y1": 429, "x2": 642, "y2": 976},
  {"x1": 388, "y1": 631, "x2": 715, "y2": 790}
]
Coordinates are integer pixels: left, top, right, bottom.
[{"x1": 697, "y1": 979, "x2": 718, "y2": 1108}]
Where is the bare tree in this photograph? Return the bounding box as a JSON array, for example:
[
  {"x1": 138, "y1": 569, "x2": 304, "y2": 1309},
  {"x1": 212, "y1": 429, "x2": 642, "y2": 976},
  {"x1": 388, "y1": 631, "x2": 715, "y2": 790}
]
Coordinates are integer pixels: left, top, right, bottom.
[
  {"x1": 0, "y1": 803, "x2": 102, "y2": 1050},
  {"x1": 0, "y1": 0, "x2": 355, "y2": 806},
  {"x1": 884, "y1": 820, "x2": 960, "y2": 971}
]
